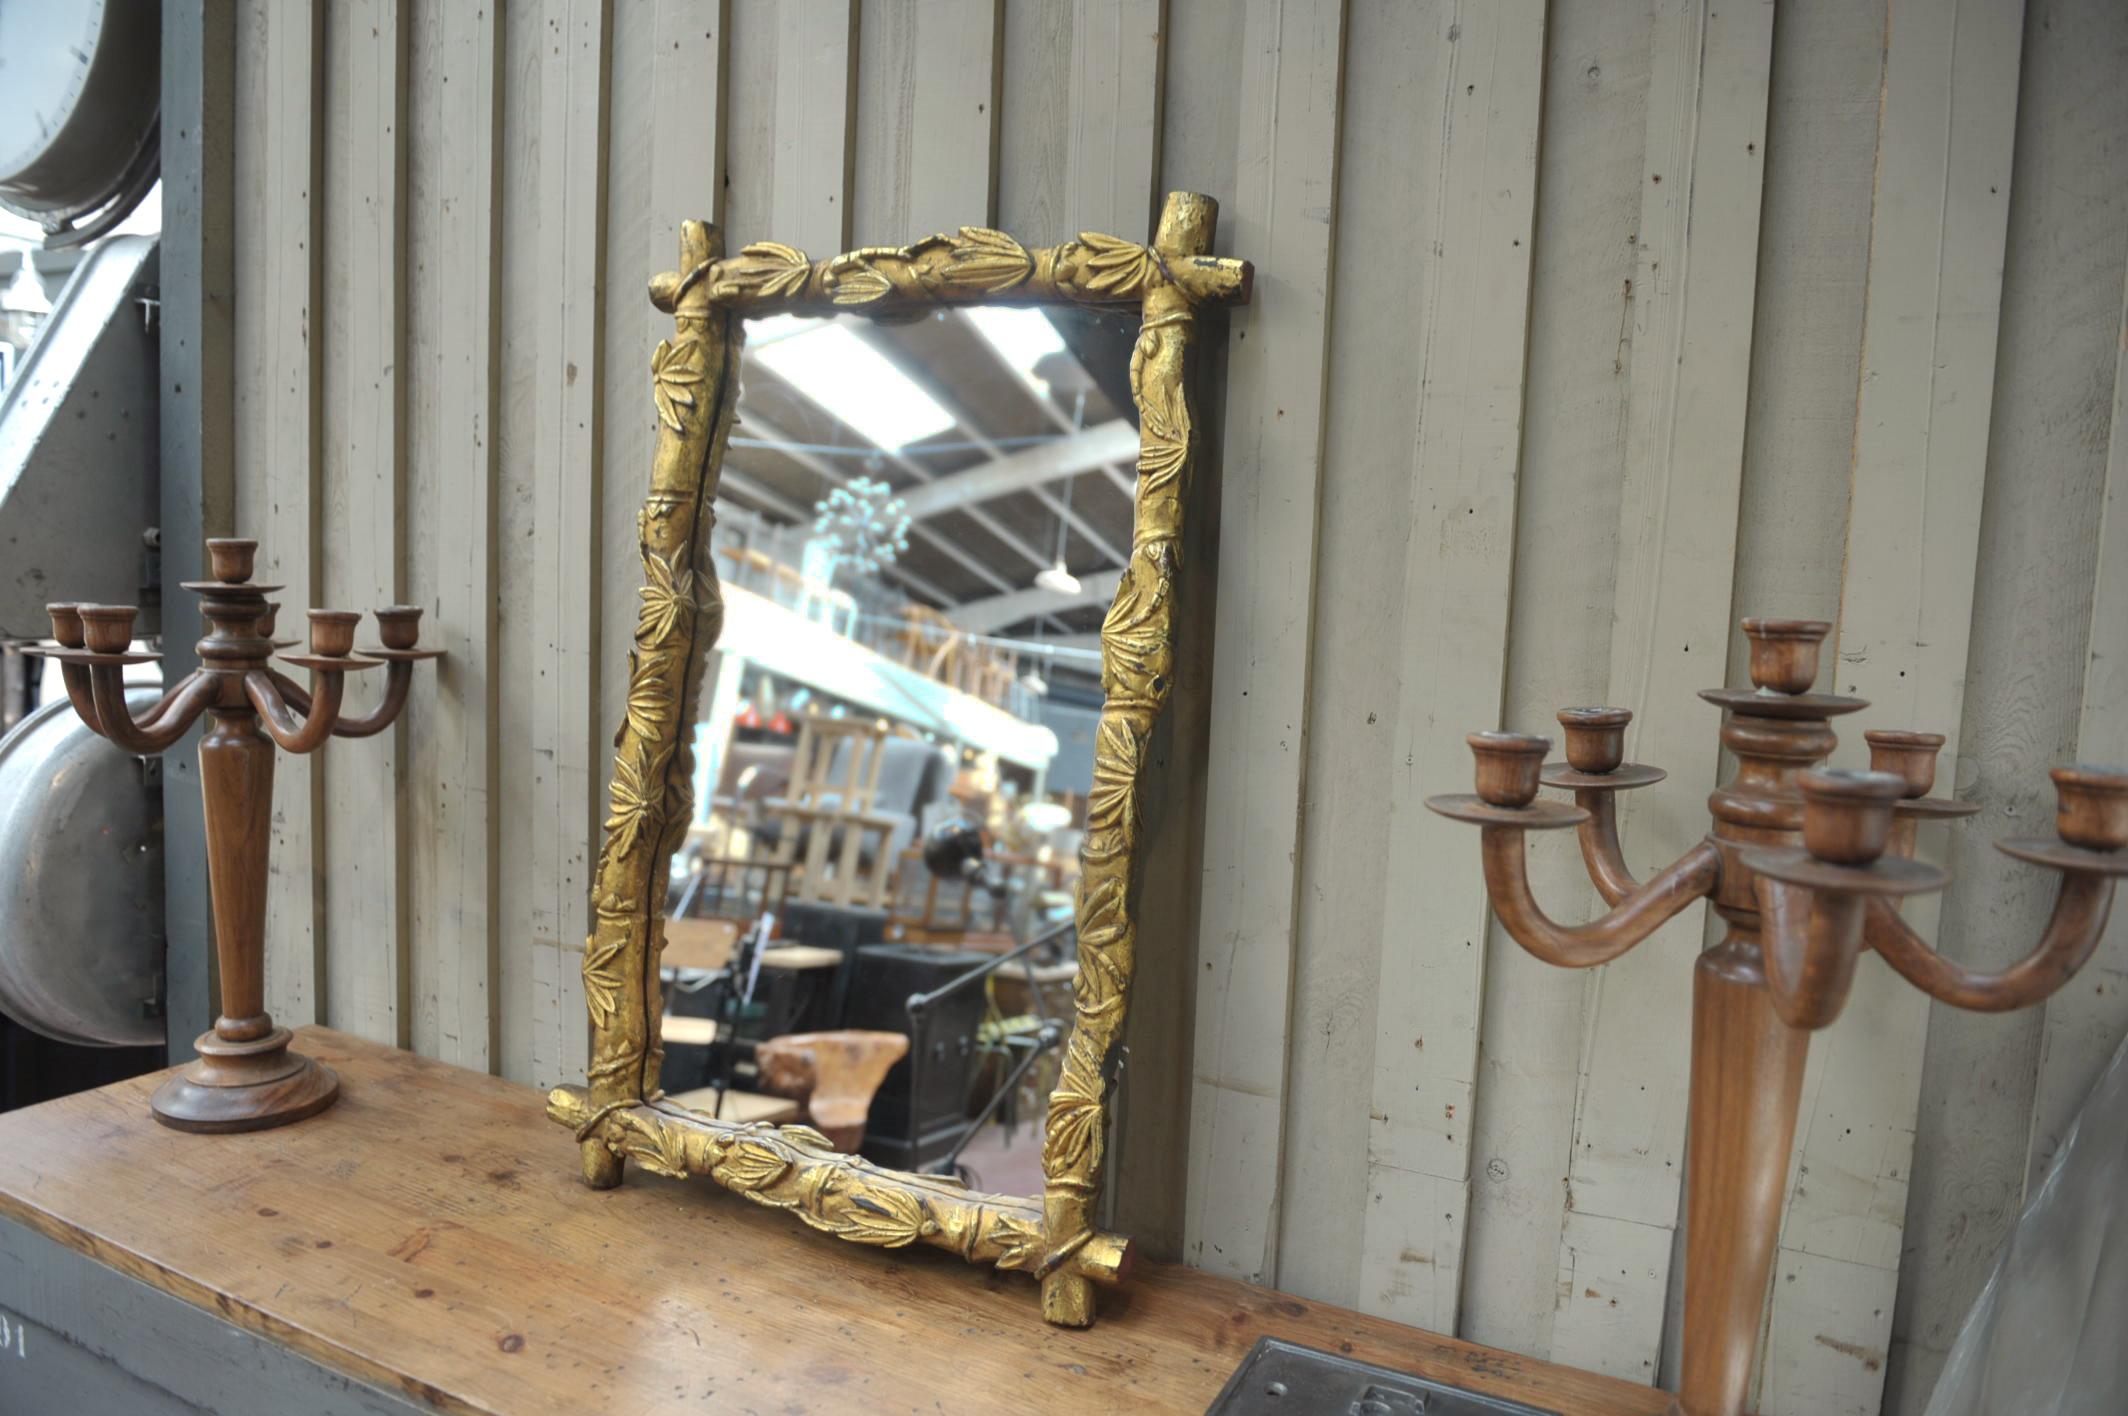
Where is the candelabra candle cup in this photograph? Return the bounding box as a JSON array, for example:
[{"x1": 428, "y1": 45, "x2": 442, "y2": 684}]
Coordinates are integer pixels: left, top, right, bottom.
[
  {"x1": 372, "y1": 605, "x2": 424, "y2": 651},
  {"x1": 308, "y1": 609, "x2": 360, "y2": 658},
  {"x1": 79, "y1": 605, "x2": 138, "y2": 655},
  {"x1": 1469, "y1": 731, "x2": 1551, "y2": 808},
  {"x1": 1739, "y1": 617, "x2": 1830, "y2": 696},
  {"x1": 1558, "y1": 707, "x2": 1632, "y2": 775},
  {"x1": 2053, "y1": 765, "x2": 2128, "y2": 852},
  {"x1": 254, "y1": 602, "x2": 280, "y2": 640},
  {"x1": 205, "y1": 536, "x2": 258, "y2": 583},
  {"x1": 1865, "y1": 729, "x2": 1945, "y2": 798},
  {"x1": 1797, "y1": 768, "x2": 1907, "y2": 865},
  {"x1": 46, "y1": 602, "x2": 86, "y2": 648}
]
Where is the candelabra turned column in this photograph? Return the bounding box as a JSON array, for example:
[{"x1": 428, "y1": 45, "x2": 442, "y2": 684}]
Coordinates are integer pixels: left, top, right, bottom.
[
  {"x1": 27, "y1": 538, "x2": 441, "y2": 1132},
  {"x1": 1426, "y1": 618, "x2": 2126, "y2": 1416}
]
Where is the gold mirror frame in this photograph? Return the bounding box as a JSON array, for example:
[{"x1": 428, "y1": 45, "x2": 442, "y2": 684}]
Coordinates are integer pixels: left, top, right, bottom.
[{"x1": 546, "y1": 190, "x2": 1252, "y2": 1326}]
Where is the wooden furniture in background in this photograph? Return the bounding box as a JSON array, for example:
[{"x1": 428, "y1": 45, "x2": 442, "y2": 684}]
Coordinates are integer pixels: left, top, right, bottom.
[
  {"x1": 1426, "y1": 617, "x2": 2126, "y2": 1416},
  {"x1": 756, "y1": 1030, "x2": 911, "y2": 1151},
  {"x1": 887, "y1": 847, "x2": 1073, "y2": 951},
  {"x1": 0, "y1": 1030, "x2": 1679, "y2": 1415},
  {"x1": 665, "y1": 851, "x2": 792, "y2": 970},
  {"x1": 664, "y1": 1084, "x2": 801, "y2": 1126},
  {"x1": 24, "y1": 538, "x2": 438, "y2": 1133},
  {"x1": 762, "y1": 714, "x2": 903, "y2": 909}
]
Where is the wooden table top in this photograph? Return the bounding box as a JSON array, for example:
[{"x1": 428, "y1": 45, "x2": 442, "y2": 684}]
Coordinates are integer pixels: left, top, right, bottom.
[{"x1": 0, "y1": 1029, "x2": 1679, "y2": 1415}]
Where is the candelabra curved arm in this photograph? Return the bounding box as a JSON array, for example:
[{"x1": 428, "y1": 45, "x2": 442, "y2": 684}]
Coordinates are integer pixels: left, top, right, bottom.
[
  {"x1": 244, "y1": 670, "x2": 347, "y2": 754},
  {"x1": 56, "y1": 663, "x2": 105, "y2": 736},
  {"x1": 1484, "y1": 828, "x2": 1722, "y2": 968},
  {"x1": 1542, "y1": 709, "x2": 1669, "y2": 907},
  {"x1": 267, "y1": 663, "x2": 412, "y2": 738},
  {"x1": 1866, "y1": 869, "x2": 2117, "y2": 1013},
  {"x1": 1427, "y1": 727, "x2": 1718, "y2": 969},
  {"x1": 264, "y1": 607, "x2": 434, "y2": 738},
  {"x1": 87, "y1": 666, "x2": 216, "y2": 754},
  {"x1": 63, "y1": 664, "x2": 217, "y2": 741},
  {"x1": 1573, "y1": 793, "x2": 1641, "y2": 907},
  {"x1": 1753, "y1": 763, "x2": 2127, "y2": 1024},
  {"x1": 1754, "y1": 878, "x2": 1873, "y2": 1029}
]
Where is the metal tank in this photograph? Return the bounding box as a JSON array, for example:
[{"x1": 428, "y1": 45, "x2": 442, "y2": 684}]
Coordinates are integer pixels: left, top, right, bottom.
[{"x1": 0, "y1": 686, "x2": 162, "y2": 1046}]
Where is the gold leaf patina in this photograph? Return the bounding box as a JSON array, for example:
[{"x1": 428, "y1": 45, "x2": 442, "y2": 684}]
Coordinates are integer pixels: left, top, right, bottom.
[
  {"x1": 1074, "y1": 230, "x2": 1159, "y2": 296},
  {"x1": 651, "y1": 337, "x2": 705, "y2": 432},
  {"x1": 825, "y1": 252, "x2": 894, "y2": 306},
  {"x1": 725, "y1": 241, "x2": 813, "y2": 301},
  {"x1": 622, "y1": 656, "x2": 674, "y2": 743},
  {"x1": 603, "y1": 746, "x2": 664, "y2": 857},
  {"x1": 637, "y1": 545, "x2": 693, "y2": 648},
  {"x1": 834, "y1": 1186, "x2": 932, "y2": 1248},
  {"x1": 941, "y1": 227, "x2": 1035, "y2": 293},
  {"x1": 582, "y1": 925, "x2": 628, "y2": 1028},
  {"x1": 715, "y1": 1141, "x2": 792, "y2": 1192},
  {"x1": 553, "y1": 203, "x2": 1251, "y2": 1330}
]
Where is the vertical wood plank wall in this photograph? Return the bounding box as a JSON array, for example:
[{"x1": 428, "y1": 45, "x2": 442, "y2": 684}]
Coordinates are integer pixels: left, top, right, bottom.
[{"x1": 223, "y1": 3, "x2": 2128, "y2": 1412}]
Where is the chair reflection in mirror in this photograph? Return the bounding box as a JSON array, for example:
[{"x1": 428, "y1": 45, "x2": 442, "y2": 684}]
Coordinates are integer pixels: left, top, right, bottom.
[{"x1": 545, "y1": 191, "x2": 1252, "y2": 1327}]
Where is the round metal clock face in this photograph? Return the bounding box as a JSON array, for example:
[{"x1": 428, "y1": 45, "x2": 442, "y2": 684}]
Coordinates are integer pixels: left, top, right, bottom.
[
  {"x1": 0, "y1": 1, "x2": 108, "y2": 188},
  {"x1": 0, "y1": 0, "x2": 159, "y2": 239}
]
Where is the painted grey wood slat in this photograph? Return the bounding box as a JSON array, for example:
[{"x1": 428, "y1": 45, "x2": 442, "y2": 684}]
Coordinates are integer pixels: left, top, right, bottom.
[
  {"x1": 322, "y1": 0, "x2": 411, "y2": 1047},
  {"x1": 0, "y1": 1219, "x2": 423, "y2": 1416},
  {"x1": 1184, "y1": 0, "x2": 1347, "y2": 1287},
  {"x1": 403, "y1": 0, "x2": 503, "y2": 1071},
  {"x1": 233, "y1": 0, "x2": 327, "y2": 1032},
  {"x1": 1547, "y1": 0, "x2": 1777, "y2": 1384}
]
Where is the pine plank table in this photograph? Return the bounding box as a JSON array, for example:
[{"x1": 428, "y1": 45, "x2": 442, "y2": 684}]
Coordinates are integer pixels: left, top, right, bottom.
[{"x1": 0, "y1": 1028, "x2": 1681, "y2": 1415}]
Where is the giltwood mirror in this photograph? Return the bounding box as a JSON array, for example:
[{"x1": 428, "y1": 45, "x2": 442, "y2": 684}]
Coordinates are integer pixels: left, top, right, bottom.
[{"x1": 546, "y1": 191, "x2": 1251, "y2": 1326}]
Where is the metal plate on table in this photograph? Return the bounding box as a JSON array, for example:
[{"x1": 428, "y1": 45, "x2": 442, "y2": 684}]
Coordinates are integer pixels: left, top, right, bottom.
[{"x1": 1206, "y1": 1338, "x2": 1560, "y2": 1416}]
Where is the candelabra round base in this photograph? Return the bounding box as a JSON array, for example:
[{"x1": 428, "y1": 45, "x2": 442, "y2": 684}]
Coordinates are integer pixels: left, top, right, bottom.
[{"x1": 150, "y1": 1027, "x2": 340, "y2": 1133}]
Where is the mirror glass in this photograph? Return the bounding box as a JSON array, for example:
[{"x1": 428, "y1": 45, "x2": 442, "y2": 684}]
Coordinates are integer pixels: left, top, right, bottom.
[{"x1": 662, "y1": 304, "x2": 1140, "y2": 1182}]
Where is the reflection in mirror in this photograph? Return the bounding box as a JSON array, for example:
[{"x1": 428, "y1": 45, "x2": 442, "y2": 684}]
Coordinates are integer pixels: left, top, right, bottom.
[{"x1": 661, "y1": 305, "x2": 1140, "y2": 1189}]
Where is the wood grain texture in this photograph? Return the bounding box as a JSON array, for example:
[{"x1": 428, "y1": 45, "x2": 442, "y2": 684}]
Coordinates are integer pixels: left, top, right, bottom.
[
  {"x1": 1884, "y1": 2, "x2": 2128, "y2": 1410},
  {"x1": 2027, "y1": 211, "x2": 2128, "y2": 1199},
  {"x1": 1723, "y1": 0, "x2": 1887, "y2": 660},
  {"x1": 770, "y1": 0, "x2": 857, "y2": 257},
  {"x1": 1068, "y1": 0, "x2": 1168, "y2": 242},
  {"x1": 0, "y1": 1031, "x2": 1680, "y2": 1416},
  {"x1": 1766, "y1": 1, "x2": 2021, "y2": 1410},
  {"x1": 852, "y1": 0, "x2": 1001, "y2": 242},
  {"x1": 523, "y1": 0, "x2": 610, "y2": 1087},
  {"x1": 996, "y1": 0, "x2": 1075, "y2": 243},
  {"x1": 1552, "y1": 0, "x2": 1776, "y2": 1385},
  {"x1": 232, "y1": 0, "x2": 326, "y2": 1031},
  {"x1": 321, "y1": 0, "x2": 411, "y2": 1047},
  {"x1": 404, "y1": 0, "x2": 502, "y2": 1072},
  {"x1": 1353, "y1": 0, "x2": 1545, "y2": 1336},
  {"x1": 0, "y1": 1222, "x2": 423, "y2": 1416},
  {"x1": 1185, "y1": 0, "x2": 1346, "y2": 1288},
  {"x1": 1275, "y1": 0, "x2": 1450, "y2": 1316},
  {"x1": 1459, "y1": 0, "x2": 1654, "y2": 1362},
  {"x1": 494, "y1": 0, "x2": 548, "y2": 1086}
]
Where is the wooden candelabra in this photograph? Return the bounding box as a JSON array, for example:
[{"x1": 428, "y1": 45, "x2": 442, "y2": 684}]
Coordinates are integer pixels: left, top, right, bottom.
[
  {"x1": 1426, "y1": 617, "x2": 2125, "y2": 1416},
  {"x1": 27, "y1": 538, "x2": 440, "y2": 1133}
]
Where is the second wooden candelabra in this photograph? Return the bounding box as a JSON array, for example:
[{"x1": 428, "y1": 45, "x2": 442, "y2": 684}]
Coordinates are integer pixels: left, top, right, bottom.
[
  {"x1": 1427, "y1": 617, "x2": 2124, "y2": 1416},
  {"x1": 29, "y1": 538, "x2": 440, "y2": 1133}
]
